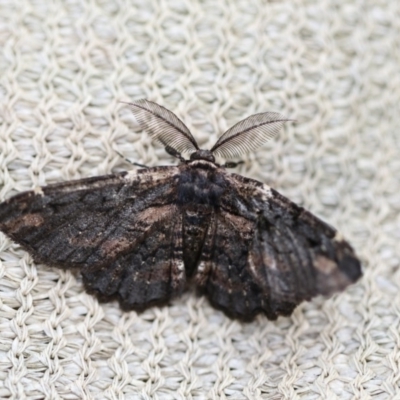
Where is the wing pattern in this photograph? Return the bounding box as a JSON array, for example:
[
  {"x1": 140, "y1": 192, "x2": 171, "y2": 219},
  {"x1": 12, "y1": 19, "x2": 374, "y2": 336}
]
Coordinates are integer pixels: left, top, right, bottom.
[
  {"x1": 195, "y1": 172, "x2": 361, "y2": 320},
  {"x1": 0, "y1": 167, "x2": 187, "y2": 308}
]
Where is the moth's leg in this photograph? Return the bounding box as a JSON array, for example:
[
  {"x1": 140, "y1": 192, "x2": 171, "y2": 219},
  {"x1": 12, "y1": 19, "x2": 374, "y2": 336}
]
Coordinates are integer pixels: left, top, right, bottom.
[
  {"x1": 132, "y1": 162, "x2": 150, "y2": 169},
  {"x1": 223, "y1": 161, "x2": 244, "y2": 168},
  {"x1": 114, "y1": 148, "x2": 149, "y2": 168}
]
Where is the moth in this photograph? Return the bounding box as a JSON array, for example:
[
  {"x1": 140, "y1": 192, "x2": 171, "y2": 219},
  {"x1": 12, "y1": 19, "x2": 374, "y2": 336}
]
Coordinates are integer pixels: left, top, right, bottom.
[{"x1": 0, "y1": 100, "x2": 361, "y2": 320}]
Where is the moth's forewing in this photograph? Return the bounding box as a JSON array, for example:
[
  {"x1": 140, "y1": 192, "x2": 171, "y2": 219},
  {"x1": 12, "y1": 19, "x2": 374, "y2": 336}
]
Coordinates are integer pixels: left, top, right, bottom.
[
  {"x1": 0, "y1": 167, "x2": 187, "y2": 309},
  {"x1": 194, "y1": 171, "x2": 361, "y2": 320}
]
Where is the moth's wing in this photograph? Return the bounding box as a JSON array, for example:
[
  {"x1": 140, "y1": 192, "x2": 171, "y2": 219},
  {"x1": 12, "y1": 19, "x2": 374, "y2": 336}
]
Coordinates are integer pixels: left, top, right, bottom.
[
  {"x1": 196, "y1": 173, "x2": 362, "y2": 320},
  {"x1": 0, "y1": 167, "x2": 186, "y2": 309},
  {"x1": 82, "y1": 203, "x2": 185, "y2": 310}
]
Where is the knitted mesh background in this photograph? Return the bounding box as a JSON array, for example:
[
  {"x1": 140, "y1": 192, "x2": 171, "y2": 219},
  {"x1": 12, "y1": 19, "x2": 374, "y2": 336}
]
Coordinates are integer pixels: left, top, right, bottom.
[{"x1": 0, "y1": 0, "x2": 399, "y2": 399}]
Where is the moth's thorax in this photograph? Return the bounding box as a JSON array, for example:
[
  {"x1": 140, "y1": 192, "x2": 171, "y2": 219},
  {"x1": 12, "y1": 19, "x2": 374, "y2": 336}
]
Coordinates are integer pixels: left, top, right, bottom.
[
  {"x1": 178, "y1": 160, "x2": 226, "y2": 206},
  {"x1": 189, "y1": 149, "x2": 215, "y2": 163}
]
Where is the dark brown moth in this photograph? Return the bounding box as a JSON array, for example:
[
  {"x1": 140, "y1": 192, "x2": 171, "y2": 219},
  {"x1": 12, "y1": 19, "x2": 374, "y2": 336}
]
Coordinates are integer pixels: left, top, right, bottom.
[{"x1": 0, "y1": 100, "x2": 362, "y2": 320}]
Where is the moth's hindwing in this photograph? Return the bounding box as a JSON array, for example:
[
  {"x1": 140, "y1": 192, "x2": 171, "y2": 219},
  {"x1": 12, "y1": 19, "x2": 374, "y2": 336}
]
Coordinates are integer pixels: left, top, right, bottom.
[
  {"x1": 82, "y1": 204, "x2": 185, "y2": 310},
  {"x1": 194, "y1": 208, "x2": 266, "y2": 320}
]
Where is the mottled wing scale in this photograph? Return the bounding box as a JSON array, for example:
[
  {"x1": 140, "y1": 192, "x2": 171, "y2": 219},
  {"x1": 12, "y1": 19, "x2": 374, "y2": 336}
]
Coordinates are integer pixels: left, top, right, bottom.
[
  {"x1": 194, "y1": 209, "x2": 269, "y2": 319},
  {"x1": 83, "y1": 204, "x2": 185, "y2": 310},
  {"x1": 0, "y1": 167, "x2": 187, "y2": 309},
  {"x1": 251, "y1": 187, "x2": 360, "y2": 296}
]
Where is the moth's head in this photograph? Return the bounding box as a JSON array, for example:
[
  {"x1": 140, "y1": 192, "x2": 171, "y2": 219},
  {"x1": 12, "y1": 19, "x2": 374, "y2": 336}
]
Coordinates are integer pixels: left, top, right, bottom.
[{"x1": 189, "y1": 150, "x2": 215, "y2": 163}]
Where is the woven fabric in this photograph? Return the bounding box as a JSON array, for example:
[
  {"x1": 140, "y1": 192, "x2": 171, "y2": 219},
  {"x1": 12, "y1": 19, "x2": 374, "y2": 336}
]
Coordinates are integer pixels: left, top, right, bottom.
[{"x1": 0, "y1": 0, "x2": 399, "y2": 399}]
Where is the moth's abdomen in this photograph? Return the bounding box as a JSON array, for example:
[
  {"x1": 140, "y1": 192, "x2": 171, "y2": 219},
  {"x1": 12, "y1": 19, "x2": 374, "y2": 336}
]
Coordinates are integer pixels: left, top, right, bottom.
[{"x1": 182, "y1": 205, "x2": 212, "y2": 277}]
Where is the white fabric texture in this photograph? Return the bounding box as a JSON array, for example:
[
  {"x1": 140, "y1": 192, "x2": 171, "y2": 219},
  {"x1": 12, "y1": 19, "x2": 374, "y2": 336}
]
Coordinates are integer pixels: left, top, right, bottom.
[{"x1": 0, "y1": 0, "x2": 399, "y2": 399}]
